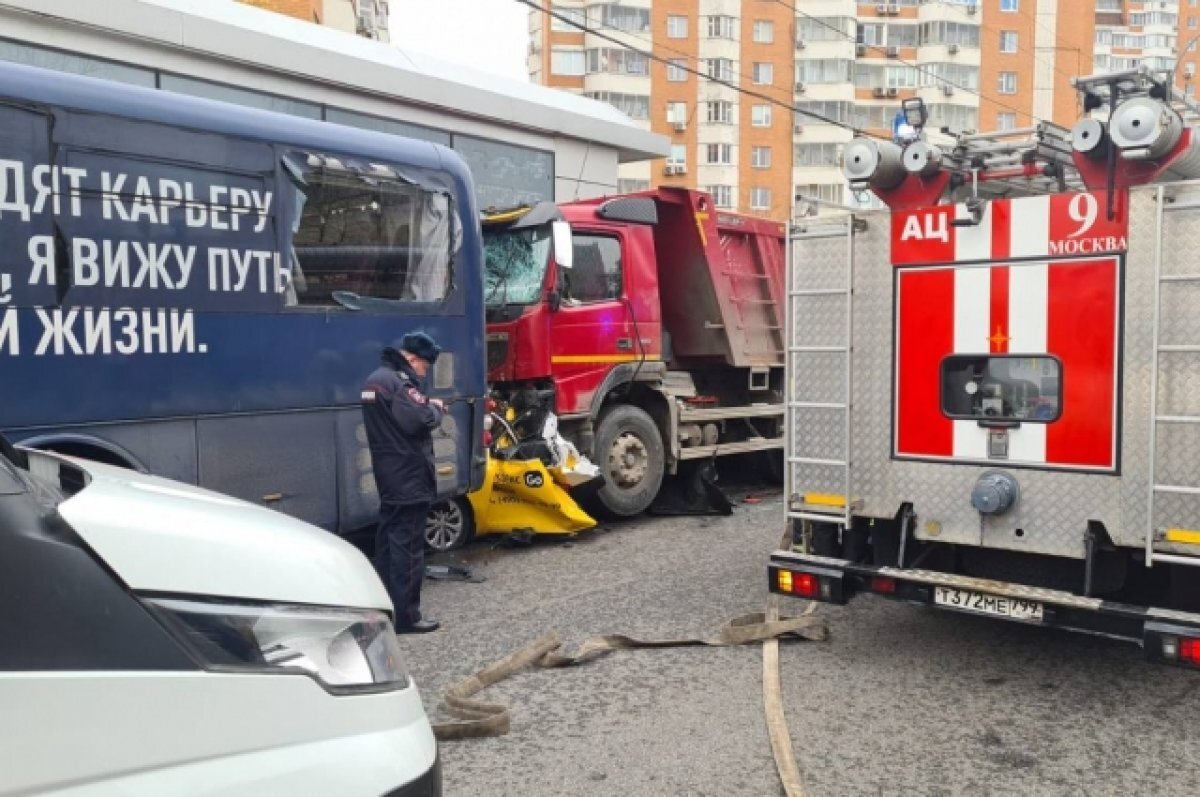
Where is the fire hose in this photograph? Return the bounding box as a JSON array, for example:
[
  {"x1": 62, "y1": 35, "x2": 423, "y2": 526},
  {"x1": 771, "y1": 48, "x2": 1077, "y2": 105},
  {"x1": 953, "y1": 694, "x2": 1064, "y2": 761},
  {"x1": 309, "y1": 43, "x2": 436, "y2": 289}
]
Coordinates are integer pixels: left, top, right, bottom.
[{"x1": 429, "y1": 534, "x2": 827, "y2": 797}]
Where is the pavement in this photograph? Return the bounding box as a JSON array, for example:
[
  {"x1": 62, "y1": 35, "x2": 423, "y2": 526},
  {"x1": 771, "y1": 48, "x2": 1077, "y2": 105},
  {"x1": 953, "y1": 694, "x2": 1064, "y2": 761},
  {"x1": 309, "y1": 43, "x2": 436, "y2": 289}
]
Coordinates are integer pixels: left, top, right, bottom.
[{"x1": 403, "y1": 490, "x2": 1200, "y2": 796}]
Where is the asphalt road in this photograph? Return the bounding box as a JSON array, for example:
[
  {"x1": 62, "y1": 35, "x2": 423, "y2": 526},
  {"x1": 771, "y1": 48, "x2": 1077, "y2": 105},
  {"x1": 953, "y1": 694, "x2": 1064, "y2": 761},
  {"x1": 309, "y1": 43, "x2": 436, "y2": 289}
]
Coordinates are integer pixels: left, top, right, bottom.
[{"x1": 404, "y1": 491, "x2": 1200, "y2": 796}]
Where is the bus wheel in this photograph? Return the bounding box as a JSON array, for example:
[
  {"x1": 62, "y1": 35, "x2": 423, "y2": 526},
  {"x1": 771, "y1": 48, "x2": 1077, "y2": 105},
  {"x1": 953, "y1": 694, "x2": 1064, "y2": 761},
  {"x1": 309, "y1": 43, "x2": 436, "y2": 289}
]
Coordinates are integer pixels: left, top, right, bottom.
[
  {"x1": 425, "y1": 498, "x2": 474, "y2": 552},
  {"x1": 593, "y1": 405, "x2": 665, "y2": 518}
]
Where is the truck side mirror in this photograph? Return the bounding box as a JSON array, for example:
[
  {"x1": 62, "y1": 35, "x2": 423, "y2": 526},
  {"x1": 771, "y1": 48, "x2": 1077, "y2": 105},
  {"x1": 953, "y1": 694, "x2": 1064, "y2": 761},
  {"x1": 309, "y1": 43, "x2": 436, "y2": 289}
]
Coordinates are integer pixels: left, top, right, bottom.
[
  {"x1": 552, "y1": 220, "x2": 573, "y2": 270},
  {"x1": 548, "y1": 290, "x2": 562, "y2": 312}
]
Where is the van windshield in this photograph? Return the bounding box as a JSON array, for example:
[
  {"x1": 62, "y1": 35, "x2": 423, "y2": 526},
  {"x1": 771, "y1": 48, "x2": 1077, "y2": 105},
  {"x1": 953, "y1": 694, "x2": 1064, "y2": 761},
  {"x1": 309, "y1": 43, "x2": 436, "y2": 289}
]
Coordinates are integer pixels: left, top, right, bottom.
[{"x1": 483, "y1": 226, "x2": 552, "y2": 307}]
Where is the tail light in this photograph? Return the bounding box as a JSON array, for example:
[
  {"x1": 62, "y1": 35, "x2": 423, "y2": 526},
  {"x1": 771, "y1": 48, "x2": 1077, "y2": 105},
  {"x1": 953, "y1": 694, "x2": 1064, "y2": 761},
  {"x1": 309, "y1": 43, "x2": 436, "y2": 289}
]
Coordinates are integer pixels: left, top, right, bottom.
[
  {"x1": 772, "y1": 567, "x2": 845, "y2": 603},
  {"x1": 869, "y1": 576, "x2": 897, "y2": 594}
]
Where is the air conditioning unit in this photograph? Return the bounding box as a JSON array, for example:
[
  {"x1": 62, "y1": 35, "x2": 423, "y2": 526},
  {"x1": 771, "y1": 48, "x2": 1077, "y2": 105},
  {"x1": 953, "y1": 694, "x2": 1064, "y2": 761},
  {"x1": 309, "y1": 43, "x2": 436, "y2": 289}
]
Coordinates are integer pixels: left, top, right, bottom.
[
  {"x1": 886, "y1": 4, "x2": 900, "y2": 13},
  {"x1": 966, "y1": 3, "x2": 977, "y2": 12},
  {"x1": 942, "y1": 83, "x2": 955, "y2": 96},
  {"x1": 673, "y1": 121, "x2": 687, "y2": 132},
  {"x1": 875, "y1": 3, "x2": 887, "y2": 12},
  {"x1": 856, "y1": 43, "x2": 868, "y2": 56},
  {"x1": 873, "y1": 86, "x2": 887, "y2": 98},
  {"x1": 887, "y1": 87, "x2": 899, "y2": 97},
  {"x1": 797, "y1": 39, "x2": 807, "y2": 50},
  {"x1": 664, "y1": 164, "x2": 686, "y2": 176},
  {"x1": 795, "y1": 81, "x2": 806, "y2": 93},
  {"x1": 794, "y1": 123, "x2": 805, "y2": 134},
  {"x1": 948, "y1": 43, "x2": 960, "y2": 54},
  {"x1": 886, "y1": 46, "x2": 899, "y2": 57}
]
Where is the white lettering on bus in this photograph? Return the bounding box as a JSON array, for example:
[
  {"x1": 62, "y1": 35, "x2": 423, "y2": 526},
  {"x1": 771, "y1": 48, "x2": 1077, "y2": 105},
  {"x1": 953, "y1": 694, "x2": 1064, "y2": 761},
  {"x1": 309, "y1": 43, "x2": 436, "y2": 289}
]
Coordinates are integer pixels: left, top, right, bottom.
[
  {"x1": 72, "y1": 238, "x2": 197, "y2": 290},
  {"x1": 101, "y1": 172, "x2": 130, "y2": 221},
  {"x1": 33, "y1": 308, "x2": 201, "y2": 356},
  {"x1": 0, "y1": 308, "x2": 18, "y2": 355},
  {"x1": 207, "y1": 248, "x2": 277, "y2": 293},
  {"x1": 28, "y1": 235, "x2": 55, "y2": 287},
  {"x1": 0, "y1": 160, "x2": 31, "y2": 222}
]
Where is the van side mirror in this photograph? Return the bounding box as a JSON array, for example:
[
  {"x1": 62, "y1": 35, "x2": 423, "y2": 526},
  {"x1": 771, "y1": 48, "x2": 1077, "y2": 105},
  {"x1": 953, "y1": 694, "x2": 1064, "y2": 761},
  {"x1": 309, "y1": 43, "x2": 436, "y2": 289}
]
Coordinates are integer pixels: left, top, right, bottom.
[{"x1": 552, "y1": 220, "x2": 573, "y2": 270}]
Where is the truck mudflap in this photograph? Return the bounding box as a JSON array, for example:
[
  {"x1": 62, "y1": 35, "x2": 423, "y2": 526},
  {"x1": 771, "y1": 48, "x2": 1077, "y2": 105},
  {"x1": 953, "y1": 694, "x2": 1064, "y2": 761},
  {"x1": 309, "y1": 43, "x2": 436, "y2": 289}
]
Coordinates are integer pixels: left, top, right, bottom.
[{"x1": 769, "y1": 550, "x2": 1200, "y2": 667}]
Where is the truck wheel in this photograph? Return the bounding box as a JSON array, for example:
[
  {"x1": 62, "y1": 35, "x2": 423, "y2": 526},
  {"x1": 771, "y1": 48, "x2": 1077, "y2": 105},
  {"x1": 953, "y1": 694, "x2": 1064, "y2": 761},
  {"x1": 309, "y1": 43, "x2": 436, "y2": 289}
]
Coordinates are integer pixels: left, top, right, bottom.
[
  {"x1": 593, "y1": 405, "x2": 665, "y2": 518},
  {"x1": 425, "y1": 497, "x2": 474, "y2": 552}
]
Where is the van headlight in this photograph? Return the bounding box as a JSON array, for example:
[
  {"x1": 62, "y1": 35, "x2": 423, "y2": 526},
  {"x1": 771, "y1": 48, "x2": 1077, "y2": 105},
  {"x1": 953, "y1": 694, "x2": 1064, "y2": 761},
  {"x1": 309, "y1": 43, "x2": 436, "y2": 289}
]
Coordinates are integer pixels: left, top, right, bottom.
[{"x1": 145, "y1": 597, "x2": 409, "y2": 693}]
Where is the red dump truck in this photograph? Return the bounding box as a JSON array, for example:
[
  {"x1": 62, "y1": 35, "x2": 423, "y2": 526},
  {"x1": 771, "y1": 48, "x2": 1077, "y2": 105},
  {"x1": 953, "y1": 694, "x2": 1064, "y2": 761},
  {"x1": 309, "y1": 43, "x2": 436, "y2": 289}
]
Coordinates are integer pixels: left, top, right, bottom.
[{"x1": 481, "y1": 187, "x2": 787, "y2": 516}]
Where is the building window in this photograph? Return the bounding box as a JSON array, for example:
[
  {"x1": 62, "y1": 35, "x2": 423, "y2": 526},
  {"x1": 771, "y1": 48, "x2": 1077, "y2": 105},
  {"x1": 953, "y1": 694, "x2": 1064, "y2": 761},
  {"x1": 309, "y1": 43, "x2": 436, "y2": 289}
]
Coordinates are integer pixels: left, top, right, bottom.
[
  {"x1": 550, "y1": 6, "x2": 586, "y2": 30},
  {"x1": 1000, "y1": 0, "x2": 1018, "y2": 10},
  {"x1": 998, "y1": 72, "x2": 1017, "y2": 94},
  {"x1": 706, "y1": 101, "x2": 735, "y2": 124},
  {"x1": 857, "y1": 22, "x2": 885, "y2": 46},
  {"x1": 797, "y1": 183, "x2": 843, "y2": 206},
  {"x1": 667, "y1": 58, "x2": 688, "y2": 81},
  {"x1": 586, "y1": 48, "x2": 649, "y2": 75},
  {"x1": 751, "y1": 146, "x2": 772, "y2": 168},
  {"x1": 550, "y1": 48, "x2": 585, "y2": 76},
  {"x1": 593, "y1": 4, "x2": 650, "y2": 33},
  {"x1": 706, "y1": 58, "x2": 737, "y2": 82},
  {"x1": 706, "y1": 143, "x2": 734, "y2": 164},
  {"x1": 667, "y1": 15, "x2": 688, "y2": 38},
  {"x1": 999, "y1": 31, "x2": 1018, "y2": 52},
  {"x1": 667, "y1": 101, "x2": 688, "y2": 127},
  {"x1": 706, "y1": 15, "x2": 737, "y2": 39},
  {"x1": 707, "y1": 185, "x2": 734, "y2": 209},
  {"x1": 751, "y1": 104, "x2": 773, "y2": 127},
  {"x1": 997, "y1": 112, "x2": 1017, "y2": 131},
  {"x1": 753, "y1": 20, "x2": 775, "y2": 43},
  {"x1": 618, "y1": 179, "x2": 650, "y2": 194},
  {"x1": 794, "y1": 143, "x2": 840, "y2": 167},
  {"x1": 750, "y1": 187, "x2": 772, "y2": 211},
  {"x1": 668, "y1": 143, "x2": 687, "y2": 167},
  {"x1": 583, "y1": 91, "x2": 650, "y2": 120},
  {"x1": 753, "y1": 63, "x2": 774, "y2": 85},
  {"x1": 1191, "y1": 16, "x2": 1198, "y2": 27}
]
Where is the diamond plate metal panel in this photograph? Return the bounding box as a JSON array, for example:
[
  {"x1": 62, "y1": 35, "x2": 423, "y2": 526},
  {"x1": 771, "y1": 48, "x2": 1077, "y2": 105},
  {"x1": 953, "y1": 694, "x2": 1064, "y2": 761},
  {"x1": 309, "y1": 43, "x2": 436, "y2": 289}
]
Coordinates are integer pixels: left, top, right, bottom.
[{"x1": 786, "y1": 188, "x2": 1190, "y2": 559}]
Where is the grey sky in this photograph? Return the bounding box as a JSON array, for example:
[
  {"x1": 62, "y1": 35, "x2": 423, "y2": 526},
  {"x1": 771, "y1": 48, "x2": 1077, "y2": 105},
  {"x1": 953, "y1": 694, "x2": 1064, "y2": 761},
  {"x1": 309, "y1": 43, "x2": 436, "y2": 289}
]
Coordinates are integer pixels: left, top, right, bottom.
[{"x1": 389, "y1": 0, "x2": 530, "y2": 82}]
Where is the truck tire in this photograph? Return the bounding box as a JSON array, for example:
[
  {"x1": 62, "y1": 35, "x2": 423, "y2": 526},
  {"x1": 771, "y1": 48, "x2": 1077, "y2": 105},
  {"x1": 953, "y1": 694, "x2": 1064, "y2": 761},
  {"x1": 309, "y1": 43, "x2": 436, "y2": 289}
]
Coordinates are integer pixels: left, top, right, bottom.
[{"x1": 592, "y1": 405, "x2": 665, "y2": 518}]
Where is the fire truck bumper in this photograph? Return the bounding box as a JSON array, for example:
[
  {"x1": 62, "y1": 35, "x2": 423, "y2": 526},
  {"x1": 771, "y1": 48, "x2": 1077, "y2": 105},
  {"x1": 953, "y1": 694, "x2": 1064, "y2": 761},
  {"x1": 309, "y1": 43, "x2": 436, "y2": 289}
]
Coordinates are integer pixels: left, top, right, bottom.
[{"x1": 769, "y1": 550, "x2": 1200, "y2": 666}]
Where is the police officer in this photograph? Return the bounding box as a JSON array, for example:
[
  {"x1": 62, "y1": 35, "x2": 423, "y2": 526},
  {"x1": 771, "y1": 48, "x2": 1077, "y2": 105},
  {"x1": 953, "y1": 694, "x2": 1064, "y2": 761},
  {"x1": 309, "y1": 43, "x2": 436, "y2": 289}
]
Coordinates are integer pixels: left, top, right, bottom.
[{"x1": 362, "y1": 332, "x2": 445, "y2": 633}]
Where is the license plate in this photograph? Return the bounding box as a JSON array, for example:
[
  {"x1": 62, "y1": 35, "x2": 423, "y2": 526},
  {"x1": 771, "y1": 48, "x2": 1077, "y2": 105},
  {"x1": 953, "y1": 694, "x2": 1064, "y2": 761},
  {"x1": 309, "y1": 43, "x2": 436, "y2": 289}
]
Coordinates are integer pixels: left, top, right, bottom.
[{"x1": 933, "y1": 587, "x2": 1044, "y2": 622}]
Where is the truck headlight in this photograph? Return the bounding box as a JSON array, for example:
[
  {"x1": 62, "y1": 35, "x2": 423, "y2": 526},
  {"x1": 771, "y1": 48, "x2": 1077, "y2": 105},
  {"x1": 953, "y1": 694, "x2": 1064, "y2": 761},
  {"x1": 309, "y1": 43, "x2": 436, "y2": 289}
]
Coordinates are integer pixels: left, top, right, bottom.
[{"x1": 145, "y1": 597, "x2": 409, "y2": 693}]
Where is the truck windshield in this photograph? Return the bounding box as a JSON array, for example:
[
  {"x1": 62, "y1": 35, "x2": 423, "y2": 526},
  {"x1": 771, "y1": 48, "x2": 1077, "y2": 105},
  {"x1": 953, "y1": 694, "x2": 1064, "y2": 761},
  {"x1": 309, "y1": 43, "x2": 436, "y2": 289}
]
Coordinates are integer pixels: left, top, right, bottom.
[{"x1": 483, "y1": 226, "x2": 552, "y2": 306}]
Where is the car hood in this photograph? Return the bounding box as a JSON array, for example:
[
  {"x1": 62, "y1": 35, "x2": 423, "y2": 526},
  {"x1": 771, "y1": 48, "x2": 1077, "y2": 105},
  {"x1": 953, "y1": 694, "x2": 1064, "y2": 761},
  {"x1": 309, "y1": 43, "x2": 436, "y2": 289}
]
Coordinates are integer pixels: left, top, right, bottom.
[{"x1": 48, "y1": 453, "x2": 390, "y2": 611}]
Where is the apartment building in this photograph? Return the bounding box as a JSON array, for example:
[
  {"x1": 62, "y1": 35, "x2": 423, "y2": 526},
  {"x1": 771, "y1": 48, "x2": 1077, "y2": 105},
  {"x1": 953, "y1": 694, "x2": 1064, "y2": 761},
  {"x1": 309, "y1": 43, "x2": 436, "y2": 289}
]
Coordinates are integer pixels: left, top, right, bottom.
[
  {"x1": 530, "y1": 1, "x2": 1119, "y2": 220},
  {"x1": 238, "y1": 0, "x2": 390, "y2": 41},
  {"x1": 530, "y1": 0, "x2": 794, "y2": 220}
]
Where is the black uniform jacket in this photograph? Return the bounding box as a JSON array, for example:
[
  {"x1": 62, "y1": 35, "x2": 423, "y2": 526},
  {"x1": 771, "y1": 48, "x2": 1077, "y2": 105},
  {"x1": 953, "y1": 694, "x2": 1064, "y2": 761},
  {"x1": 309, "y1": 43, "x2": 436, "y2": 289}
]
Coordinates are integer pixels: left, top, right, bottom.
[{"x1": 361, "y1": 360, "x2": 445, "y2": 506}]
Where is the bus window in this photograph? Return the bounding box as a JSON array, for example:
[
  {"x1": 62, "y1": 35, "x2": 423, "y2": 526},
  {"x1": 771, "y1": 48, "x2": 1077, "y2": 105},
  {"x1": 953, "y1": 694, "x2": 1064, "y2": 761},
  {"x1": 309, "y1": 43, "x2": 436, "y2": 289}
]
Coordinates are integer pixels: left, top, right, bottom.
[{"x1": 283, "y1": 153, "x2": 458, "y2": 306}]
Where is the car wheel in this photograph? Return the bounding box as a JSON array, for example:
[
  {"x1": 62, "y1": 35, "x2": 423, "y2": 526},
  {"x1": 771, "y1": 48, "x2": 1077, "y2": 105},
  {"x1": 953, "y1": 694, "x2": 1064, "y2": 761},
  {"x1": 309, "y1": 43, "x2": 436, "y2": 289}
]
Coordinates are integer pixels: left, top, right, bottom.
[{"x1": 425, "y1": 497, "x2": 474, "y2": 552}]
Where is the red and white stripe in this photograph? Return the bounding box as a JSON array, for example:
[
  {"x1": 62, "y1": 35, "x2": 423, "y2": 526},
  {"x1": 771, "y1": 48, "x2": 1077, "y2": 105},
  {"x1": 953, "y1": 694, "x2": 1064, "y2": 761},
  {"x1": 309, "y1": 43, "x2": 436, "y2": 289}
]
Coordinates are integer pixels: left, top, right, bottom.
[{"x1": 894, "y1": 196, "x2": 1120, "y2": 471}]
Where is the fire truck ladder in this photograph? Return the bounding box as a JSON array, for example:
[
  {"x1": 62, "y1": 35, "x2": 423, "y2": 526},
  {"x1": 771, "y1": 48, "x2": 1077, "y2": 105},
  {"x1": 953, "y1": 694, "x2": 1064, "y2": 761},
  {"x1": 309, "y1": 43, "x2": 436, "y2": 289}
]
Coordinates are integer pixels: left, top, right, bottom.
[
  {"x1": 1146, "y1": 188, "x2": 1200, "y2": 568},
  {"x1": 785, "y1": 217, "x2": 857, "y2": 536}
]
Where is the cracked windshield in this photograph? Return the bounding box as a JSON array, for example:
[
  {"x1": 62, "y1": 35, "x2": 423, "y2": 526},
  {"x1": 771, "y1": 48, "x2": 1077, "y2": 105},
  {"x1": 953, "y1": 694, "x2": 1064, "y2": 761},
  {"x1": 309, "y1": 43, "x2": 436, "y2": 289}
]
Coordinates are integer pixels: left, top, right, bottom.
[{"x1": 483, "y1": 226, "x2": 550, "y2": 306}]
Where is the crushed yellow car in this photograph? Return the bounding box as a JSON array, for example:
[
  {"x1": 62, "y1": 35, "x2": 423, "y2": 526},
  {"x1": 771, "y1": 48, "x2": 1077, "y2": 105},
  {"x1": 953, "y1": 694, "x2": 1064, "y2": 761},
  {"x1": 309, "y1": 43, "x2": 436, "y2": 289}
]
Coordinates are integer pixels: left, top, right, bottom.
[{"x1": 424, "y1": 412, "x2": 601, "y2": 551}]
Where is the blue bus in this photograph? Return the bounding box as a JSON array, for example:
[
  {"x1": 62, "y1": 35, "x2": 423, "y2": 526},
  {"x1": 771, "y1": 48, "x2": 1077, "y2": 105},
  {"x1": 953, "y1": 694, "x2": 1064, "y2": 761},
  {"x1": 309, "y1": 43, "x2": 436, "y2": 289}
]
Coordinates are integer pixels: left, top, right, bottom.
[{"x1": 0, "y1": 60, "x2": 486, "y2": 532}]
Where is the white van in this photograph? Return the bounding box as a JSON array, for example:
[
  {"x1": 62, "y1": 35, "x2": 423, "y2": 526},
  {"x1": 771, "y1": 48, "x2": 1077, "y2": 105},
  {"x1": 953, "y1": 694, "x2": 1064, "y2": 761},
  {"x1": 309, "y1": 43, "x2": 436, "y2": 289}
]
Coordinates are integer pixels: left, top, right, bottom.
[{"x1": 0, "y1": 439, "x2": 440, "y2": 796}]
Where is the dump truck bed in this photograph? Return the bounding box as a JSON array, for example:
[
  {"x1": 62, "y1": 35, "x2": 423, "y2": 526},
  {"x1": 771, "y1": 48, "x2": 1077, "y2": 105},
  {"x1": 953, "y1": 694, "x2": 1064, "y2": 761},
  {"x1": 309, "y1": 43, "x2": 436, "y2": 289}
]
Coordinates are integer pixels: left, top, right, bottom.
[{"x1": 639, "y1": 188, "x2": 787, "y2": 370}]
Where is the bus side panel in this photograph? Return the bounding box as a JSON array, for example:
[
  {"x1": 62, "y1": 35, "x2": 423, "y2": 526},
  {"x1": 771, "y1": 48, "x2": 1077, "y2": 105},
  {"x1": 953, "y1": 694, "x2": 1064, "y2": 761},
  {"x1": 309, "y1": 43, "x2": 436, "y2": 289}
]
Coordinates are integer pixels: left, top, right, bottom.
[{"x1": 197, "y1": 411, "x2": 338, "y2": 531}]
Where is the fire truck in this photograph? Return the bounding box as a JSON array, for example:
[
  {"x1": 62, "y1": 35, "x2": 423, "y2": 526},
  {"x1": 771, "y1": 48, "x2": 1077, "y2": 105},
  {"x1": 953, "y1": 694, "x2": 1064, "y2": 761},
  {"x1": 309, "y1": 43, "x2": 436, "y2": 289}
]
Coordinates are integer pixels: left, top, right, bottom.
[
  {"x1": 771, "y1": 67, "x2": 1200, "y2": 664},
  {"x1": 483, "y1": 188, "x2": 786, "y2": 517}
]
